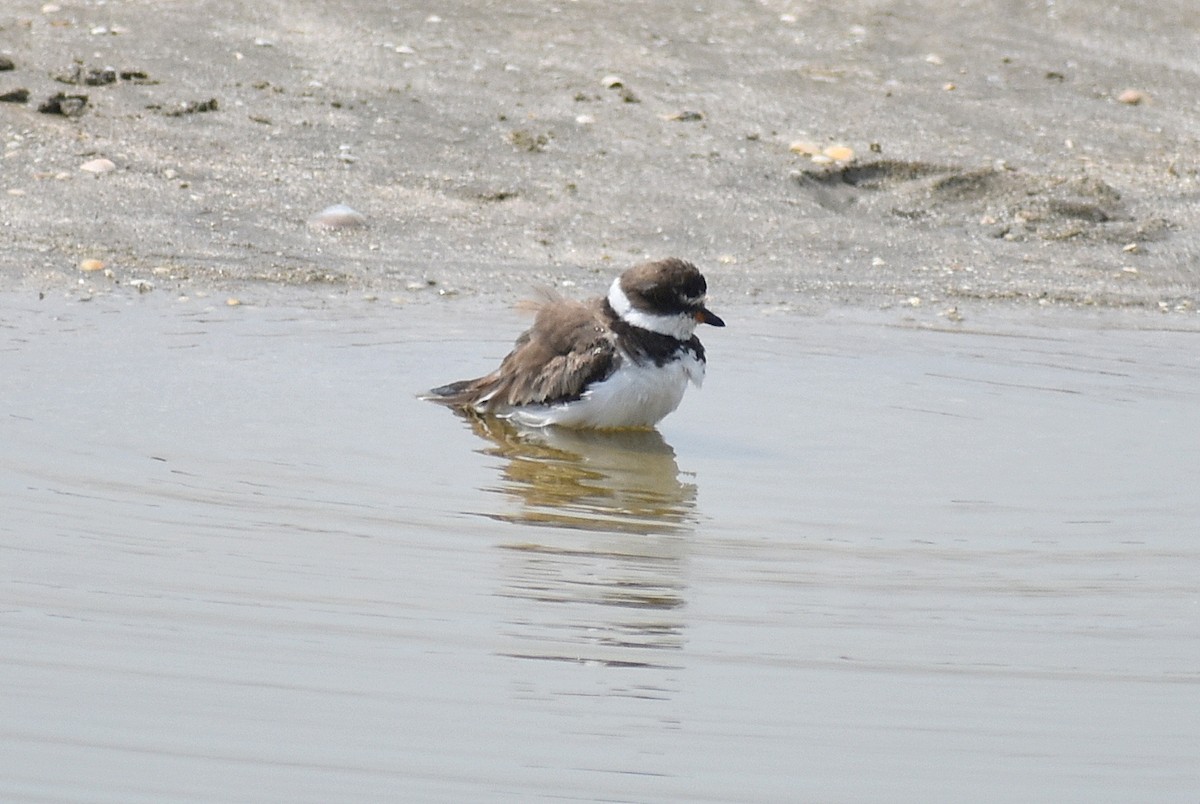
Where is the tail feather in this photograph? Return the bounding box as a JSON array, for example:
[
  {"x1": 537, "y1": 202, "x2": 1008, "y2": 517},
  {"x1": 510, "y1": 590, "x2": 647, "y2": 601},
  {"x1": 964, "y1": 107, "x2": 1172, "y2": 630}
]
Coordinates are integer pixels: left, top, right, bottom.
[
  {"x1": 423, "y1": 379, "x2": 477, "y2": 405},
  {"x1": 423, "y1": 376, "x2": 500, "y2": 411},
  {"x1": 427, "y1": 379, "x2": 472, "y2": 398}
]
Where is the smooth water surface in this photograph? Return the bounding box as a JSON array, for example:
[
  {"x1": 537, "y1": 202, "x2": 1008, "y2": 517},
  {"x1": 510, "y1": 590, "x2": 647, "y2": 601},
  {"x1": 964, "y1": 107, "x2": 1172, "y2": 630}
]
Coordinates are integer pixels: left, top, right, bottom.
[{"x1": 2, "y1": 293, "x2": 1198, "y2": 802}]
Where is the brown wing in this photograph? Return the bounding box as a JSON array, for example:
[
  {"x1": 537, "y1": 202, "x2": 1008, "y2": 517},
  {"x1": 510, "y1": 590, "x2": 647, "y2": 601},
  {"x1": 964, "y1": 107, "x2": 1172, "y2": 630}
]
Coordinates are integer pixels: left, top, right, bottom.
[{"x1": 429, "y1": 298, "x2": 619, "y2": 412}]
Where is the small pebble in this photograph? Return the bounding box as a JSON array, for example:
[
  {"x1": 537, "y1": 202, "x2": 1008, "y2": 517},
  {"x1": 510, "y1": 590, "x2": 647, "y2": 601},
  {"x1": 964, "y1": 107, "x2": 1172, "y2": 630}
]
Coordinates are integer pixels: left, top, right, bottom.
[
  {"x1": 161, "y1": 98, "x2": 218, "y2": 116},
  {"x1": 80, "y1": 157, "x2": 116, "y2": 174},
  {"x1": 79, "y1": 258, "x2": 105, "y2": 272},
  {"x1": 790, "y1": 141, "x2": 854, "y2": 164},
  {"x1": 943, "y1": 82, "x2": 957, "y2": 91},
  {"x1": 940, "y1": 306, "x2": 964, "y2": 322},
  {"x1": 925, "y1": 53, "x2": 944, "y2": 65},
  {"x1": 38, "y1": 92, "x2": 88, "y2": 117},
  {"x1": 507, "y1": 129, "x2": 549, "y2": 151},
  {"x1": 226, "y1": 297, "x2": 242, "y2": 306},
  {"x1": 1117, "y1": 88, "x2": 1145, "y2": 105},
  {"x1": 574, "y1": 114, "x2": 594, "y2": 125},
  {"x1": 307, "y1": 204, "x2": 367, "y2": 230},
  {"x1": 822, "y1": 144, "x2": 855, "y2": 162},
  {"x1": 600, "y1": 75, "x2": 624, "y2": 89},
  {"x1": 1122, "y1": 242, "x2": 1139, "y2": 253}
]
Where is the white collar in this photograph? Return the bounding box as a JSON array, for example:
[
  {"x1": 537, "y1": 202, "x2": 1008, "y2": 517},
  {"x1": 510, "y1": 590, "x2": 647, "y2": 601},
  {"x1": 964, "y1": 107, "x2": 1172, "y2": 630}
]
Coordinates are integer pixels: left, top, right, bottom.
[{"x1": 608, "y1": 277, "x2": 698, "y2": 341}]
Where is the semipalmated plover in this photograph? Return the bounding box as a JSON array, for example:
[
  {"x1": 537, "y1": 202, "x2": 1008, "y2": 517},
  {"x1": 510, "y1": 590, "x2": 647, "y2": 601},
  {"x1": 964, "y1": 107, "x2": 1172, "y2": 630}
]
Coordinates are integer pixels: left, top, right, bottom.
[{"x1": 426, "y1": 258, "x2": 724, "y2": 429}]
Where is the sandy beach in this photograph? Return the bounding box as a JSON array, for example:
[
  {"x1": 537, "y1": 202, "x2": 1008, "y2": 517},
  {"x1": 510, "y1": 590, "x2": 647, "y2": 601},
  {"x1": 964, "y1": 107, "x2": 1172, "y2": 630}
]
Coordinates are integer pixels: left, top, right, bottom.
[{"x1": 1, "y1": 0, "x2": 1198, "y2": 314}]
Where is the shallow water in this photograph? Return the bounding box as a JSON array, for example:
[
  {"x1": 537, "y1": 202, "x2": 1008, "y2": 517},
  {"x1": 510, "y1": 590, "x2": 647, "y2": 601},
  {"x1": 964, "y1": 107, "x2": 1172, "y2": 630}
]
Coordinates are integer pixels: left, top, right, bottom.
[{"x1": 3, "y1": 293, "x2": 1198, "y2": 802}]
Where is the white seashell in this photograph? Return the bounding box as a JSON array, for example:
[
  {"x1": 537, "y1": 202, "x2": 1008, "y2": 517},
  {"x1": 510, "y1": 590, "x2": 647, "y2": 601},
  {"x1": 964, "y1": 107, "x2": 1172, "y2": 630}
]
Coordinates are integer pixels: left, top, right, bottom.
[
  {"x1": 80, "y1": 157, "x2": 116, "y2": 174},
  {"x1": 307, "y1": 204, "x2": 367, "y2": 230}
]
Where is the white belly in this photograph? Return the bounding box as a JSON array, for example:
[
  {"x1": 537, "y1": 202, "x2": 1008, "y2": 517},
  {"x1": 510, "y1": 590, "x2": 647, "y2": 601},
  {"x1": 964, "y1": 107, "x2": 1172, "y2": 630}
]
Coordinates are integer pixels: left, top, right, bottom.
[{"x1": 508, "y1": 352, "x2": 705, "y2": 429}]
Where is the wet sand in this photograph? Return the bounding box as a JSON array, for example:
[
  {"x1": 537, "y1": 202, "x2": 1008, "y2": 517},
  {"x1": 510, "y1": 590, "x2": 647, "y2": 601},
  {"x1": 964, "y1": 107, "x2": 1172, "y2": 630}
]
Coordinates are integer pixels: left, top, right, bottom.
[
  {"x1": 3, "y1": 293, "x2": 1198, "y2": 801},
  {"x1": 1, "y1": 0, "x2": 1198, "y2": 312}
]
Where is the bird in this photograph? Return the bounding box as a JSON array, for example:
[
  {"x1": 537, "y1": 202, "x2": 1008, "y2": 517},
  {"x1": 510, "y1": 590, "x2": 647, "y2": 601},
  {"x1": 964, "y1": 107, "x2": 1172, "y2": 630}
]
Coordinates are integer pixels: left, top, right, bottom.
[{"x1": 425, "y1": 258, "x2": 724, "y2": 429}]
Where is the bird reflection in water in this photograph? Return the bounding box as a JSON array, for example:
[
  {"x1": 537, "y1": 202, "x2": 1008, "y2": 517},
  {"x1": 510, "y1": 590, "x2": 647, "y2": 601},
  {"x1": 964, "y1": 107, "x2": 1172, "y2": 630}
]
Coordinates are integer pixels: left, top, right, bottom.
[
  {"x1": 456, "y1": 413, "x2": 695, "y2": 671},
  {"x1": 467, "y1": 414, "x2": 697, "y2": 534}
]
